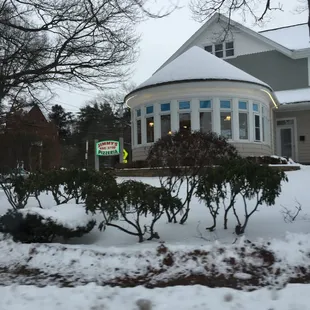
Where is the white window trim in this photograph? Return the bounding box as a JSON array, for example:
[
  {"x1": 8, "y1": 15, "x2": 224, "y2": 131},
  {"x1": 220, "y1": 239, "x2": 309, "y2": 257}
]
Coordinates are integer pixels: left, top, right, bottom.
[
  {"x1": 145, "y1": 105, "x2": 155, "y2": 145},
  {"x1": 204, "y1": 41, "x2": 235, "y2": 59},
  {"x1": 159, "y1": 102, "x2": 172, "y2": 138},
  {"x1": 253, "y1": 102, "x2": 262, "y2": 142},
  {"x1": 135, "y1": 108, "x2": 142, "y2": 147},
  {"x1": 198, "y1": 98, "x2": 213, "y2": 132},
  {"x1": 219, "y1": 99, "x2": 233, "y2": 140}
]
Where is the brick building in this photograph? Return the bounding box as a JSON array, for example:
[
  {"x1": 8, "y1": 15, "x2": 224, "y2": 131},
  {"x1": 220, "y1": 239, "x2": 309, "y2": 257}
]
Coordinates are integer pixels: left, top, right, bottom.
[{"x1": 0, "y1": 105, "x2": 61, "y2": 172}]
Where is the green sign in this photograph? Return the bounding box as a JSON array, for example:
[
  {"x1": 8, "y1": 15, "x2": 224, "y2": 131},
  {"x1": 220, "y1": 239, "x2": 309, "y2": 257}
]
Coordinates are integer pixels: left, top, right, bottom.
[{"x1": 96, "y1": 140, "x2": 120, "y2": 156}]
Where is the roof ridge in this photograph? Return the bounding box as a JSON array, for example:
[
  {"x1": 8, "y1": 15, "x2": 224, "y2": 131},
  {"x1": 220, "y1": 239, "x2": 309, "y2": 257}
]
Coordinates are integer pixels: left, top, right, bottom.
[{"x1": 259, "y1": 22, "x2": 307, "y2": 33}]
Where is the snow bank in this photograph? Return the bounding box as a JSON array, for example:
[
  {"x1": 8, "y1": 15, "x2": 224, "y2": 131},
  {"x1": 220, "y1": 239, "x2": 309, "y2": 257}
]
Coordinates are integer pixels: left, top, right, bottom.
[
  {"x1": 1, "y1": 283, "x2": 310, "y2": 310},
  {"x1": 19, "y1": 204, "x2": 94, "y2": 229}
]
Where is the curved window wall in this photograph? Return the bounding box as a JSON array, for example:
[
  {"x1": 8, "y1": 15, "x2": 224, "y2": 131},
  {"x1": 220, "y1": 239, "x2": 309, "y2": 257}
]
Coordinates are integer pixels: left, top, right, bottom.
[{"x1": 133, "y1": 97, "x2": 270, "y2": 147}]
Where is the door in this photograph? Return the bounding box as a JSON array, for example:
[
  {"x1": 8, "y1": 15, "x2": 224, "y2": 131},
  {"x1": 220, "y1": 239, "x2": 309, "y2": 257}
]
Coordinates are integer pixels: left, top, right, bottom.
[{"x1": 276, "y1": 123, "x2": 295, "y2": 160}]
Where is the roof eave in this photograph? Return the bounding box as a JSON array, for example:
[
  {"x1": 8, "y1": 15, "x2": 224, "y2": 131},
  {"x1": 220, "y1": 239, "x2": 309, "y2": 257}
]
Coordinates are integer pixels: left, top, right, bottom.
[{"x1": 124, "y1": 78, "x2": 272, "y2": 102}]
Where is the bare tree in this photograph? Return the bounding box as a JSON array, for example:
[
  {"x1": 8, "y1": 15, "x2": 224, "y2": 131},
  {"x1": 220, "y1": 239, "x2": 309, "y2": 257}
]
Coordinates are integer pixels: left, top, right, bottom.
[
  {"x1": 190, "y1": 0, "x2": 310, "y2": 35},
  {"x1": 0, "y1": 0, "x2": 174, "y2": 110}
]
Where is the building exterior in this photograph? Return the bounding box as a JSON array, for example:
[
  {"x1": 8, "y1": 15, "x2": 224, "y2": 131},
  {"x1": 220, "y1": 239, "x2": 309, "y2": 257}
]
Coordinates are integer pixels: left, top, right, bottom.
[
  {"x1": 126, "y1": 13, "x2": 310, "y2": 163},
  {"x1": 1, "y1": 105, "x2": 61, "y2": 171}
]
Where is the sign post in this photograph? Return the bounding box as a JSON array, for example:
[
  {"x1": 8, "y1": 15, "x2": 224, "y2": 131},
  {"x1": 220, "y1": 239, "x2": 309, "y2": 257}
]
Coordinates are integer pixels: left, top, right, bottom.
[{"x1": 94, "y1": 139, "x2": 99, "y2": 171}]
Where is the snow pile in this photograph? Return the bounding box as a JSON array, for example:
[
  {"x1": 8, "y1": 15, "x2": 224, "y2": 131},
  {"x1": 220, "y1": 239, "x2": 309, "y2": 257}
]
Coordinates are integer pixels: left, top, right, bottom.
[
  {"x1": 1, "y1": 232, "x2": 310, "y2": 288},
  {"x1": 19, "y1": 204, "x2": 94, "y2": 230},
  {"x1": 1, "y1": 283, "x2": 310, "y2": 310}
]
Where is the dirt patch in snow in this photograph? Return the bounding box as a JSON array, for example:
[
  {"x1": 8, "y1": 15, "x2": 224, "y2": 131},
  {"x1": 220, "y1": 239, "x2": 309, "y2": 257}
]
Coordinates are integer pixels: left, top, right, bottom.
[{"x1": 1, "y1": 239, "x2": 310, "y2": 290}]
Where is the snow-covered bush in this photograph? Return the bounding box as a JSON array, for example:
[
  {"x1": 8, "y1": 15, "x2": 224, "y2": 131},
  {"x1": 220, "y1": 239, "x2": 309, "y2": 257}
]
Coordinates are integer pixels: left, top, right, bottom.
[
  {"x1": 147, "y1": 130, "x2": 239, "y2": 224},
  {"x1": 196, "y1": 158, "x2": 288, "y2": 234},
  {"x1": 86, "y1": 180, "x2": 182, "y2": 242},
  {"x1": 0, "y1": 204, "x2": 96, "y2": 243}
]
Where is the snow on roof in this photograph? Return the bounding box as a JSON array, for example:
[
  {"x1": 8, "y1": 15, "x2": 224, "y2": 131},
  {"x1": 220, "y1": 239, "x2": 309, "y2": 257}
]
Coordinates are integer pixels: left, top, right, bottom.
[
  {"x1": 260, "y1": 24, "x2": 310, "y2": 50},
  {"x1": 275, "y1": 88, "x2": 310, "y2": 104},
  {"x1": 136, "y1": 46, "x2": 270, "y2": 90}
]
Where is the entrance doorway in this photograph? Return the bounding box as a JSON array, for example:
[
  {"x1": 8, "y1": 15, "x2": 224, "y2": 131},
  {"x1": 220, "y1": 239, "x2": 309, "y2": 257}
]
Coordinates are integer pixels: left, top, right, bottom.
[{"x1": 276, "y1": 119, "x2": 296, "y2": 160}]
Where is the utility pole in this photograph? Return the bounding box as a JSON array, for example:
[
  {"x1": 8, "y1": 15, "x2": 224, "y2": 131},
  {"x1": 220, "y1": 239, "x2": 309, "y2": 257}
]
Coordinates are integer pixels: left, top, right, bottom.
[
  {"x1": 118, "y1": 102, "x2": 124, "y2": 164},
  {"x1": 85, "y1": 140, "x2": 89, "y2": 169},
  {"x1": 94, "y1": 139, "x2": 99, "y2": 171}
]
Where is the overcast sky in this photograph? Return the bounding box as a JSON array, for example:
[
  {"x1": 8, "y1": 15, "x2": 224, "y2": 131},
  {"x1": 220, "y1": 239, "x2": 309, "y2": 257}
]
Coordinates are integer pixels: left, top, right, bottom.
[{"x1": 54, "y1": 0, "x2": 308, "y2": 114}]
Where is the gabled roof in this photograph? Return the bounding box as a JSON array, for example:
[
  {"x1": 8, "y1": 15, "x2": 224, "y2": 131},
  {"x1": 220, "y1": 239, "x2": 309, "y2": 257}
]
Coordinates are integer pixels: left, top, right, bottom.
[
  {"x1": 259, "y1": 23, "x2": 310, "y2": 50},
  {"x1": 156, "y1": 13, "x2": 308, "y2": 73},
  {"x1": 132, "y1": 46, "x2": 271, "y2": 93}
]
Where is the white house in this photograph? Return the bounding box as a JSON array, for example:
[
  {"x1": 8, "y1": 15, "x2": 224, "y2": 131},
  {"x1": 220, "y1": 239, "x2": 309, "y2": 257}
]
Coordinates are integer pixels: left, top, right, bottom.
[{"x1": 125, "y1": 13, "x2": 310, "y2": 163}]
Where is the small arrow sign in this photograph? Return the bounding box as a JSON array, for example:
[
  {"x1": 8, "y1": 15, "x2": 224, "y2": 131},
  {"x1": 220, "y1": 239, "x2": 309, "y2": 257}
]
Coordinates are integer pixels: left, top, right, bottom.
[{"x1": 123, "y1": 149, "x2": 128, "y2": 163}]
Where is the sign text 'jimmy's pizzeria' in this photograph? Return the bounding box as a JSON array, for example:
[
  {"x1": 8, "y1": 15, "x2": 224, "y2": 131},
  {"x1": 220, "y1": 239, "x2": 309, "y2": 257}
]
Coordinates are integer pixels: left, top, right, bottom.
[{"x1": 96, "y1": 140, "x2": 120, "y2": 156}]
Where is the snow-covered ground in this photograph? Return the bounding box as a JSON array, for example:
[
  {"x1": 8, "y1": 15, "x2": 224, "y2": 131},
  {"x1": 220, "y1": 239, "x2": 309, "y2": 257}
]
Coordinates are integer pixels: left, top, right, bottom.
[
  {"x1": 0, "y1": 166, "x2": 310, "y2": 308},
  {"x1": 1, "y1": 283, "x2": 310, "y2": 310}
]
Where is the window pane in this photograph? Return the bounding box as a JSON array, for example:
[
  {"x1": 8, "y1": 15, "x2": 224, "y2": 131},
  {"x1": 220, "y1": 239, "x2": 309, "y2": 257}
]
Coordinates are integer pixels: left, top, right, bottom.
[
  {"x1": 179, "y1": 113, "x2": 191, "y2": 133},
  {"x1": 226, "y1": 49, "x2": 234, "y2": 57},
  {"x1": 263, "y1": 117, "x2": 266, "y2": 142},
  {"x1": 146, "y1": 117, "x2": 154, "y2": 143},
  {"x1": 255, "y1": 115, "x2": 260, "y2": 141},
  {"x1": 161, "y1": 114, "x2": 171, "y2": 137},
  {"x1": 200, "y1": 100, "x2": 212, "y2": 109},
  {"x1": 253, "y1": 103, "x2": 259, "y2": 112},
  {"x1": 220, "y1": 100, "x2": 231, "y2": 109},
  {"x1": 277, "y1": 119, "x2": 294, "y2": 126},
  {"x1": 161, "y1": 103, "x2": 170, "y2": 112},
  {"x1": 200, "y1": 112, "x2": 212, "y2": 133},
  {"x1": 239, "y1": 113, "x2": 248, "y2": 140},
  {"x1": 136, "y1": 109, "x2": 141, "y2": 117},
  {"x1": 239, "y1": 101, "x2": 247, "y2": 110},
  {"x1": 215, "y1": 43, "x2": 223, "y2": 51},
  {"x1": 204, "y1": 45, "x2": 212, "y2": 53},
  {"x1": 137, "y1": 119, "x2": 141, "y2": 144},
  {"x1": 146, "y1": 105, "x2": 153, "y2": 114},
  {"x1": 225, "y1": 41, "x2": 234, "y2": 49},
  {"x1": 220, "y1": 112, "x2": 232, "y2": 139},
  {"x1": 179, "y1": 101, "x2": 190, "y2": 110},
  {"x1": 215, "y1": 51, "x2": 223, "y2": 58}
]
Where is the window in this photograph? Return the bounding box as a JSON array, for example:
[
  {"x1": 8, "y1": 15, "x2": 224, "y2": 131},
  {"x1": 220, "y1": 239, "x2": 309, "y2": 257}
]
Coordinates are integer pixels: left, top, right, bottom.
[
  {"x1": 179, "y1": 101, "x2": 190, "y2": 110},
  {"x1": 220, "y1": 112, "x2": 232, "y2": 139},
  {"x1": 262, "y1": 106, "x2": 265, "y2": 142},
  {"x1": 200, "y1": 100, "x2": 212, "y2": 109},
  {"x1": 238, "y1": 101, "x2": 247, "y2": 110},
  {"x1": 204, "y1": 45, "x2": 213, "y2": 53},
  {"x1": 200, "y1": 112, "x2": 212, "y2": 132},
  {"x1": 136, "y1": 108, "x2": 142, "y2": 145},
  {"x1": 277, "y1": 119, "x2": 293, "y2": 126},
  {"x1": 205, "y1": 42, "x2": 234, "y2": 58},
  {"x1": 238, "y1": 101, "x2": 248, "y2": 140},
  {"x1": 239, "y1": 113, "x2": 248, "y2": 140},
  {"x1": 220, "y1": 100, "x2": 231, "y2": 109},
  {"x1": 179, "y1": 113, "x2": 191, "y2": 133},
  {"x1": 137, "y1": 119, "x2": 142, "y2": 144},
  {"x1": 225, "y1": 41, "x2": 234, "y2": 57},
  {"x1": 215, "y1": 43, "x2": 223, "y2": 58},
  {"x1": 253, "y1": 103, "x2": 259, "y2": 112},
  {"x1": 161, "y1": 103, "x2": 170, "y2": 112},
  {"x1": 161, "y1": 114, "x2": 171, "y2": 137},
  {"x1": 146, "y1": 117, "x2": 154, "y2": 143},
  {"x1": 255, "y1": 115, "x2": 261, "y2": 141},
  {"x1": 146, "y1": 105, "x2": 153, "y2": 114}
]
